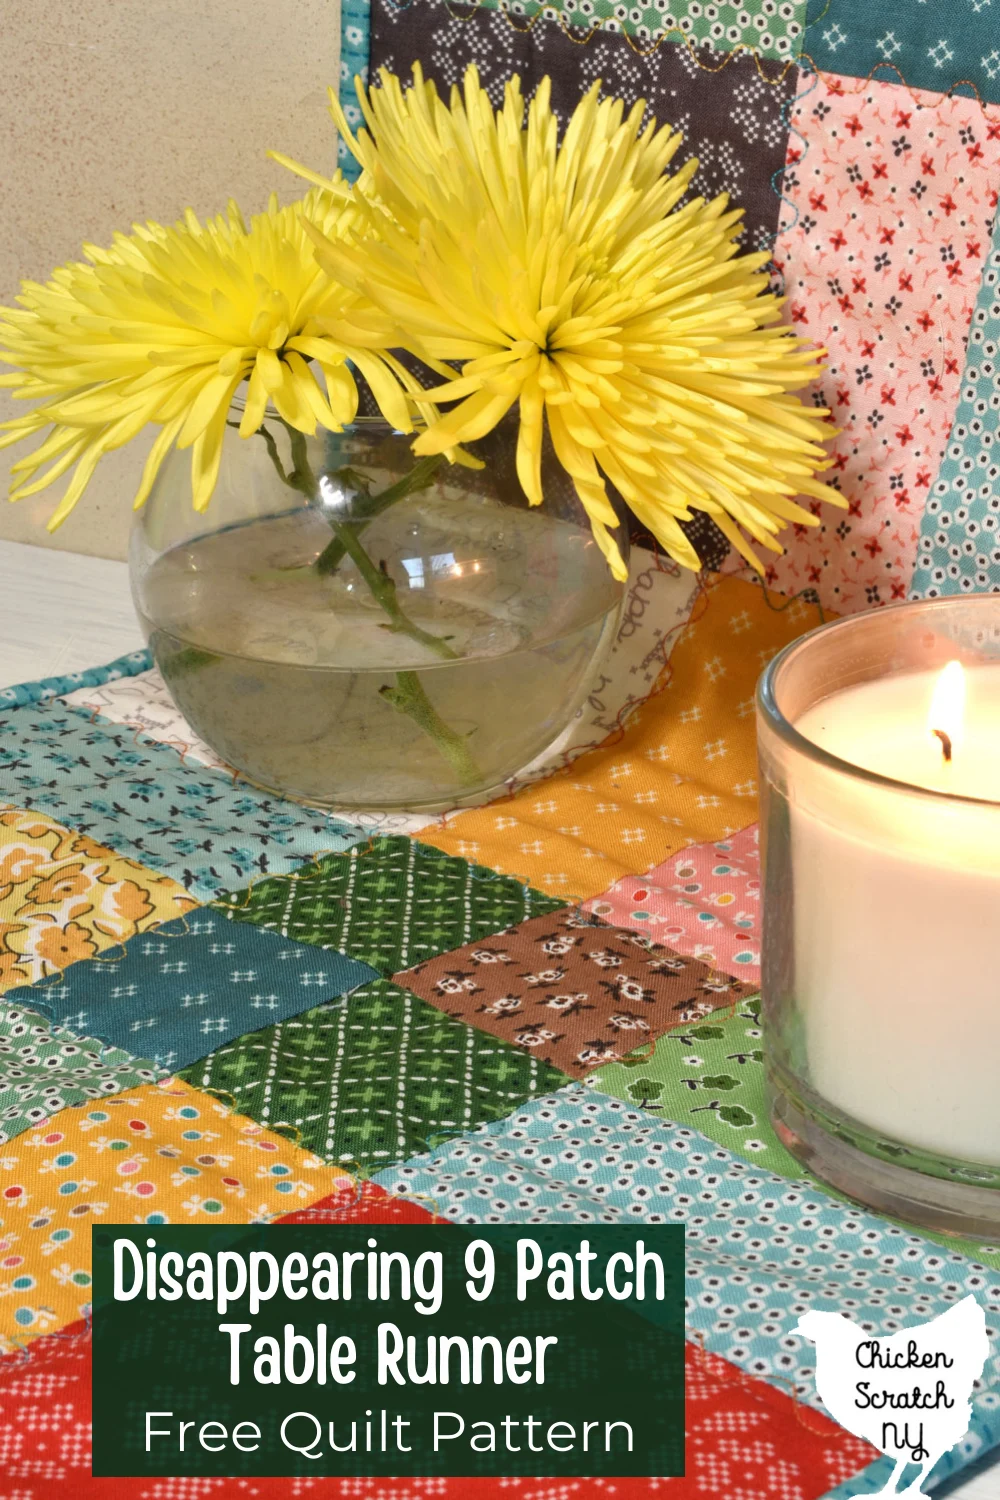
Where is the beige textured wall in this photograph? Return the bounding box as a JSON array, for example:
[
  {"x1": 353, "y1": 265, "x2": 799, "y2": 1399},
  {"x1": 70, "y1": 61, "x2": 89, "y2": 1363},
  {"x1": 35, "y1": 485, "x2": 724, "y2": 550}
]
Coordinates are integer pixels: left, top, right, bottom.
[{"x1": 0, "y1": 0, "x2": 341, "y2": 559}]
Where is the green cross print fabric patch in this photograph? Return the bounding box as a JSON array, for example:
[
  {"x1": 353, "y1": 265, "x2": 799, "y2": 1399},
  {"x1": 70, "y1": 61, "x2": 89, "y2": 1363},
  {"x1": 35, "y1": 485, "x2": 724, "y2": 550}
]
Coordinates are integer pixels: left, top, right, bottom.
[
  {"x1": 179, "y1": 978, "x2": 571, "y2": 1171},
  {"x1": 210, "y1": 837, "x2": 567, "y2": 978}
]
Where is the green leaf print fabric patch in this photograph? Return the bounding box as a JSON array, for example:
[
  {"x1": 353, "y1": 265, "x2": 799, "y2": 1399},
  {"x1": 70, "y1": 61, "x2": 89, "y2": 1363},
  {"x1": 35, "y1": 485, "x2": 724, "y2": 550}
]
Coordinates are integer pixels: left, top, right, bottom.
[
  {"x1": 210, "y1": 837, "x2": 567, "y2": 977},
  {"x1": 179, "y1": 978, "x2": 571, "y2": 1171},
  {"x1": 589, "y1": 995, "x2": 802, "y2": 1176},
  {"x1": 589, "y1": 998, "x2": 1000, "y2": 1272}
]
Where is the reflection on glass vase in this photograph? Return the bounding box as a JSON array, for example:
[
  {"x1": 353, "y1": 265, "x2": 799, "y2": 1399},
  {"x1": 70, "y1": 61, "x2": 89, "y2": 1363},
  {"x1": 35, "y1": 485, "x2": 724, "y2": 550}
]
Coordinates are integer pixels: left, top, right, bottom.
[{"x1": 129, "y1": 406, "x2": 628, "y2": 811}]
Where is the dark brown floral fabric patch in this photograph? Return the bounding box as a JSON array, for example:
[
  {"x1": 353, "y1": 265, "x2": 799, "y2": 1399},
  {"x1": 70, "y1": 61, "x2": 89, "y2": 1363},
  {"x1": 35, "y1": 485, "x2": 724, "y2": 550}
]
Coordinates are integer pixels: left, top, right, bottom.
[{"x1": 393, "y1": 909, "x2": 756, "y2": 1076}]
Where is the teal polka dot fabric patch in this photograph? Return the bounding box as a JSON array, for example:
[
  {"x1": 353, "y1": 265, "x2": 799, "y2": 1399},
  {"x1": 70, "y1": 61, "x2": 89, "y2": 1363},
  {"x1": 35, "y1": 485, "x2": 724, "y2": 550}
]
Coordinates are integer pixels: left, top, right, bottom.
[
  {"x1": 0, "y1": 1000, "x2": 161, "y2": 1145},
  {"x1": 375, "y1": 1087, "x2": 1000, "y2": 1494},
  {"x1": 0, "y1": 648, "x2": 152, "y2": 710}
]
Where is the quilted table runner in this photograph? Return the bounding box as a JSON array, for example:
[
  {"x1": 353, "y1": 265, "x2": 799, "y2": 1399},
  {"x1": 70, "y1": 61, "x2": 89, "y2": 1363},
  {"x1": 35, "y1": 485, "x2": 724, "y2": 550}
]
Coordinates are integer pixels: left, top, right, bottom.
[{"x1": 2, "y1": 560, "x2": 999, "y2": 1499}]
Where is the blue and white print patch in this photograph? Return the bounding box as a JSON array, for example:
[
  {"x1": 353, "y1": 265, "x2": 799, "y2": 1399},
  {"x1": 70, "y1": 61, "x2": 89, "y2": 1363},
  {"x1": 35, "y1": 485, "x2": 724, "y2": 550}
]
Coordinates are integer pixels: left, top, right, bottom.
[{"x1": 0, "y1": 700, "x2": 369, "y2": 899}]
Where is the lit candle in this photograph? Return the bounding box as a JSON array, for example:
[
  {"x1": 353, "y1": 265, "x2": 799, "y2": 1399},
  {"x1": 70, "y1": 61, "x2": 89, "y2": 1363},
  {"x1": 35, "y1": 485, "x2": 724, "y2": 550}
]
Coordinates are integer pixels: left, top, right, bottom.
[
  {"x1": 757, "y1": 597, "x2": 1000, "y2": 1226},
  {"x1": 796, "y1": 658, "x2": 1000, "y2": 803}
]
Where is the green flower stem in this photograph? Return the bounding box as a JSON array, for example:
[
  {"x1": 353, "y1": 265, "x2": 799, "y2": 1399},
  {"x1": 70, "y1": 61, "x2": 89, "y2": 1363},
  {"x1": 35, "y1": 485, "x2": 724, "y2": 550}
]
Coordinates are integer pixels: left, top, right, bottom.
[
  {"x1": 272, "y1": 425, "x2": 483, "y2": 785},
  {"x1": 327, "y1": 518, "x2": 460, "y2": 662},
  {"x1": 159, "y1": 643, "x2": 220, "y2": 676},
  {"x1": 379, "y1": 672, "x2": 481, "y2": 787},
  {"x1": 163, "y1": 426, "x2": 481, "y2": 787},
  {"x1": 280, "y1": 427, "x2": 459, "y2": 663},
  {"x1": 313, "y1": 455, "x2": 443, "y2": 576}
]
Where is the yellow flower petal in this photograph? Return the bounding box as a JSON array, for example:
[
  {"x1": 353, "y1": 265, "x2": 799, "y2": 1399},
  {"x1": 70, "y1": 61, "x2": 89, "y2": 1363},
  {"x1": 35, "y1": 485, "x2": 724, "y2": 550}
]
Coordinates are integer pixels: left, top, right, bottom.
[
  {"x1": 8, "y1": 430, "x2": 92, "y2": 500},
  {"x1": 239, "y1": 359, "x2": 270, "y2": 437},
  {"x1": 190, "y1": 376, "x2": 243, "y2": 512},
  {"x1": 320, "y1": 62, "x2": 835, "y2": 572},
  {"x1": 413, "y1": 384, "x2": 519, "y2": 454},
  {"x1": 515, "y1": 375, "x2": 545, "y2": 507},
  {"x1": 44, "y1": 440, "x2": 109, "y2": 529},
  {"x1": 133, "y1": 415, "x2": 186, "y2": 510},
  {"x1": 0, "y1": 182, "x2": 411, "y2": 519}
]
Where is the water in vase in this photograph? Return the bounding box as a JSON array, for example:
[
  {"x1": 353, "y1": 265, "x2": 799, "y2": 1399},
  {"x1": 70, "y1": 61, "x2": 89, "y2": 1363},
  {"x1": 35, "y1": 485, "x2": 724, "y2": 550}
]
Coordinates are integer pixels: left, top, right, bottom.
[{"x1": 138, "y1": 489, "x2": 624, "y2": 810}]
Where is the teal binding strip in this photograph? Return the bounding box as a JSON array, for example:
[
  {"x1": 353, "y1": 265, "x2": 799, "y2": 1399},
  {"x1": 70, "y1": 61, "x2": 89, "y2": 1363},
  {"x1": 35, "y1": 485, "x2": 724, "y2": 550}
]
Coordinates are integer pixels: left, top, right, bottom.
[
  {"x1": 0, "y1": 647, "x2": 153, "y2": 710},
  {"x1": 338, "y1": 0, "x2": 371, "y2": 182}
]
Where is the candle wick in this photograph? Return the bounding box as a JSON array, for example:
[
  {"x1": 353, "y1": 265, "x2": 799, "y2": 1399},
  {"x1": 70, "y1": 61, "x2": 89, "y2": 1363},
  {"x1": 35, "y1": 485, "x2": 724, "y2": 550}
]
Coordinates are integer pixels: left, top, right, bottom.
[{"x1": 932, "y1": 728, "x2": 953, "y2": 763}]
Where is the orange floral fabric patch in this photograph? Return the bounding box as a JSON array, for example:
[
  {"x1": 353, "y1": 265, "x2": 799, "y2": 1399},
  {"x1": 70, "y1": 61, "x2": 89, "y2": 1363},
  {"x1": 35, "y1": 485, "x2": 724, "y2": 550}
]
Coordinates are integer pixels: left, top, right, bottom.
[
  {"x1": 0, "y1": 1077, "x2": 354, "y2": 1353},
  {"x1": 0, "y1": 808, "x2": 196, "y2": 994},
  {"x1": 417, "y1": 577, "x2": 827, "y2": 899}
]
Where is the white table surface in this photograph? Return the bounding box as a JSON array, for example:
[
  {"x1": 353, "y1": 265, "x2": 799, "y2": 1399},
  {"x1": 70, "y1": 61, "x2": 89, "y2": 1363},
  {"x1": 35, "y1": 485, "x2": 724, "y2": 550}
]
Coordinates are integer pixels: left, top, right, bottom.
[
  {"x1": 0, "y1": 539, "x2": 995, "y2": 1497},
  {"x1": 0, "y1": 538, "x2": 144, "y2": 685}
]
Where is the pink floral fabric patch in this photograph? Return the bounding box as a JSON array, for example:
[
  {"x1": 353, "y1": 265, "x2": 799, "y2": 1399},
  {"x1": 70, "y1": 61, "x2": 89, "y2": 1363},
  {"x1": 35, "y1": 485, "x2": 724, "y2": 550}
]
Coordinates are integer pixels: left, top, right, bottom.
[
  {"x1": 583, "y1": 824, "x2": 761, "y2": 984},
  {"x1": 767, "y1": 73, "x2": 1000, "y2": 614}
]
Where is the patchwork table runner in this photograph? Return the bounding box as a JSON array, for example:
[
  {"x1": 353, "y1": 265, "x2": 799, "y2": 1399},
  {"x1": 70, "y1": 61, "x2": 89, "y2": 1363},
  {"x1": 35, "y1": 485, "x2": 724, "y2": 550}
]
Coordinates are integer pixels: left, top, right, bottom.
[{"x1": 2, "y1": 561, "x2": 998, "y2": 1499}]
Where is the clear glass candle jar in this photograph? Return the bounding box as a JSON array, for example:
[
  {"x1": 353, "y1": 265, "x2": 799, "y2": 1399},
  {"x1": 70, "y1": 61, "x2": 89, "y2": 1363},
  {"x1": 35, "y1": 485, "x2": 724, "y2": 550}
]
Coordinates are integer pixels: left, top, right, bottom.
[
  {"x1": 757, "y1": 595, "x2": 1000, "y2": 1238},
  {"x1": 130, "y1": 409, "x2": 627, "y2": 811}
]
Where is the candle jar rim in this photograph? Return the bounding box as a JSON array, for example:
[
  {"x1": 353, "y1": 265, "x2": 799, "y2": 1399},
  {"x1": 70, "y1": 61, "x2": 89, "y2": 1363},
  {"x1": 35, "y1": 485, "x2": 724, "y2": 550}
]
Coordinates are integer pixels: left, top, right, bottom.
[{"x1": 757, "y1": 593, "x2": 1000, "y2": 811}]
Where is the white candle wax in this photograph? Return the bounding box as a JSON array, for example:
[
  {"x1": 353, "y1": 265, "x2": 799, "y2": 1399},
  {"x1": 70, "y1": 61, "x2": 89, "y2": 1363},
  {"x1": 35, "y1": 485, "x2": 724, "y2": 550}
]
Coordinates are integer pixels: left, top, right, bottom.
[{"x1": 791, "y1": 664, "x2": 1000, "y2": 1165}]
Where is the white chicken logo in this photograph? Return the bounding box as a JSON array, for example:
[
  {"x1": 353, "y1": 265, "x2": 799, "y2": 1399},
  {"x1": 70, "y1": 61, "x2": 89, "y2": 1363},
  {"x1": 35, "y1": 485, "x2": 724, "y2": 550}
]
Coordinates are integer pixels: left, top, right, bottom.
[{"x1": 794, "y1": 1296, "x2": 989, "y2": 1497}]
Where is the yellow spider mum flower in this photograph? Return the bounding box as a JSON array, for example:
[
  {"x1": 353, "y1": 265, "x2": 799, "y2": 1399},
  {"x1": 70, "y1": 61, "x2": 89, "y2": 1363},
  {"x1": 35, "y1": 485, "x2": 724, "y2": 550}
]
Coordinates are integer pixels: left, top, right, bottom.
[
  {"x1": 0, "y1": 185, "x2": 414, "y2": 528},
  {"x1": 308, "y1": 65, "x2": 844, "y2": 578}
]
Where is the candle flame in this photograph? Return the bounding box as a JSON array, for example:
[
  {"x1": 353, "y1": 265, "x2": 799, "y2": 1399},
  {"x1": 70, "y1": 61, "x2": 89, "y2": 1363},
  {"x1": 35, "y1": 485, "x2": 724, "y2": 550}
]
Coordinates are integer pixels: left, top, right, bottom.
[{"x1": 927, "y1": 660, "x2": 965, "y2": 763}]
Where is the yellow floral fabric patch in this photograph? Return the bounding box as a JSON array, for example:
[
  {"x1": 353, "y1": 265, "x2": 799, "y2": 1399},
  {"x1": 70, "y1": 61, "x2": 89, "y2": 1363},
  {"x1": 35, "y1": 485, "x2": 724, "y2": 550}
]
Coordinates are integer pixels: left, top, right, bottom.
[
  {"x1": 0, "y1": 1077, "x2": 353, "y2": 1352},
  {"x1": 418, "y1": 577, "x2": 827, "y2": 899},
  {"x1": 0, "y1": 808, "x2": 196, "y2": 993}
]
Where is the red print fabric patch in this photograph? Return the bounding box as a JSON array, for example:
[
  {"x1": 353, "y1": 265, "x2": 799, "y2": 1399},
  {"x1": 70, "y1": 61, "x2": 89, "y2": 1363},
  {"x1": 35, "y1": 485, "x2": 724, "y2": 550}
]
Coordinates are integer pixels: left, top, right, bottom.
[
  {"x1": 0, "y1": 1327, "x2": 875, "y2": 1498},
  {"x1": 768, "y1": 74, "x2": 1000, "y2": 614},
  {"x1": 275, "y1": 1177, "x2": 445, "y2": 1225}
]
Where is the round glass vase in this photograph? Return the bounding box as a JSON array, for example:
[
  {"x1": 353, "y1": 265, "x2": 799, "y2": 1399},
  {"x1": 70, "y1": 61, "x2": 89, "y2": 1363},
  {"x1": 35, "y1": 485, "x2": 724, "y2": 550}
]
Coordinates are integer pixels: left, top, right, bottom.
[
  {"x1": 756, "y1": 596, "x2": 1000, "y2": 1239},
  {"x1": 130, "y1": 409, "x2": 627, "y2": 811}
]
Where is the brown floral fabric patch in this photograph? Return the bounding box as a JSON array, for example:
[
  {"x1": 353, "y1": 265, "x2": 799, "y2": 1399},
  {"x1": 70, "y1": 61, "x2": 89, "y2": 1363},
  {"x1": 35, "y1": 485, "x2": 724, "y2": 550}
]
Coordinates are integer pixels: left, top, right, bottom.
[{"x1": 393, "y1": 909, "x2": 756, "y2": 1076}]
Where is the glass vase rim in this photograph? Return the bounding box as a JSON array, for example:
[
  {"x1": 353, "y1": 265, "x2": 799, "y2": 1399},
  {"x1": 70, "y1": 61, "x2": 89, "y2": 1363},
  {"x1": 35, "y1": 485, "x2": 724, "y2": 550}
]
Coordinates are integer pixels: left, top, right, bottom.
[{"x1": 757, "y1": 592, "x2": 1000, "y2": 811}]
